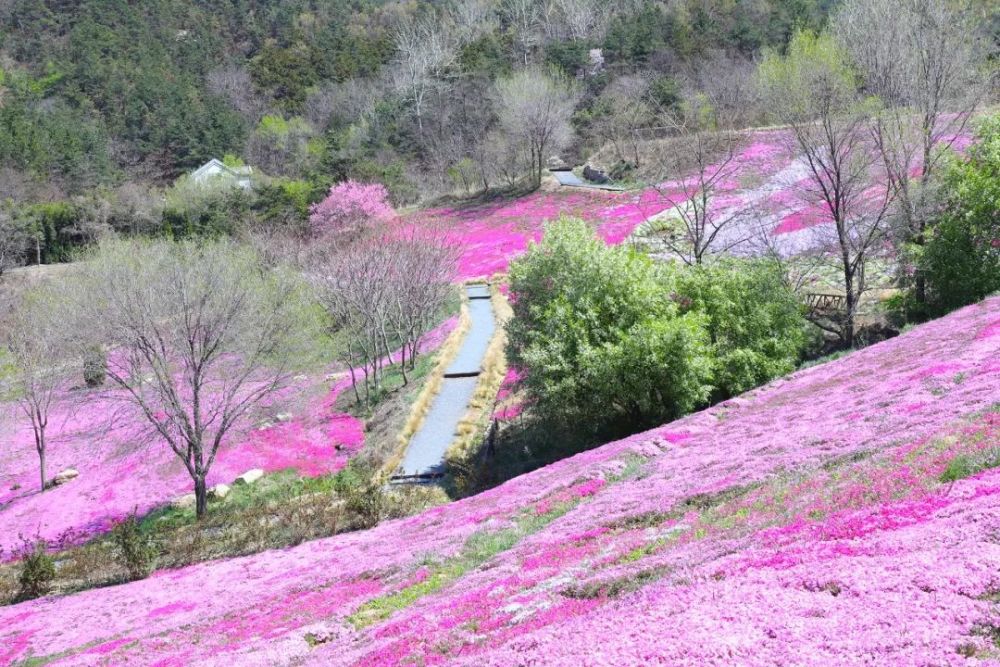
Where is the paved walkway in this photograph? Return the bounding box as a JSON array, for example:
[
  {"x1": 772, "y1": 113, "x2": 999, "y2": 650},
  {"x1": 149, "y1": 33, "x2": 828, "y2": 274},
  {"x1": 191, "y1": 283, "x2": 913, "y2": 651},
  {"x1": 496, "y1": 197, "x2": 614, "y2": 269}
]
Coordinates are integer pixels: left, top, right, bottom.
[
  {"x1": 393, "y1": 284, "x2": 496, "y2": 481},
  {"x1": 551, "y1": 169, "x2": 624, "y2": 191}
]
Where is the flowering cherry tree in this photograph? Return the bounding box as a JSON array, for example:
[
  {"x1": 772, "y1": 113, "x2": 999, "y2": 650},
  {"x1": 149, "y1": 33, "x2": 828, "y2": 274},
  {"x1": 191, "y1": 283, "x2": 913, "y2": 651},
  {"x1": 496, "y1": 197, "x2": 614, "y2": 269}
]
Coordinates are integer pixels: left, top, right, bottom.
[{"x1": 309, "y1": 180, "x2": 396, "y2": 238}]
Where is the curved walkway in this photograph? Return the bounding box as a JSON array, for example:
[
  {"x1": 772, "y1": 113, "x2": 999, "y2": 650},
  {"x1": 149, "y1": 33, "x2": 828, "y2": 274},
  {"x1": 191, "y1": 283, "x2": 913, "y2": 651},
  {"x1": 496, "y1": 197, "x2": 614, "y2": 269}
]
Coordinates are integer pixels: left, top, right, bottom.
[
  {"x1": 393, "y1": 284, "x2": 496, "y2": 481},
  {"x1": 551, "y1": 169, "x2": 624, "y2": 191}
]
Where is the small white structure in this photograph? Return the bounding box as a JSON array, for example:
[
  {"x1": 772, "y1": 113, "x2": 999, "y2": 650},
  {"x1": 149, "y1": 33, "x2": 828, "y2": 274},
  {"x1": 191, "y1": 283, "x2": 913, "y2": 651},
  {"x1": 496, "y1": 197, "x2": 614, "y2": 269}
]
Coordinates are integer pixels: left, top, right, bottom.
[
  {"x1": 588, "y1": 48, "x2": 605, "y2": 74},
  {"x1": 190, "y1": 158, "x2": 253, "y2": 190}
]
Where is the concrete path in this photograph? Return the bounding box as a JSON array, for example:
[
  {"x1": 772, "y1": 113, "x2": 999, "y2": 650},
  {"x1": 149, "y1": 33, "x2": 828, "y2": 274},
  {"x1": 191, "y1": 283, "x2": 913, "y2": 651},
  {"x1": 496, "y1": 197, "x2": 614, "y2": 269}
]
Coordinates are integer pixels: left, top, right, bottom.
[
  {"x1": 393, "y1": 284, "x2": 496, "y2": 481},
  {"x1": 551, "y1": 169, "x2": 624, "y2": 191}
]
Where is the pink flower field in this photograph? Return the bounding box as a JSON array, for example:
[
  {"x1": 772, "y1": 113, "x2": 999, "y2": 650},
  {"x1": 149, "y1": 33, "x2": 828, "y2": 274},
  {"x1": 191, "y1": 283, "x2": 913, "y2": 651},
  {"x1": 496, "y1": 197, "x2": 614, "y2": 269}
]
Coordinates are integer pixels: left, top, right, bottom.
[
  {"x1": 425, "y1": 127, "x2": 974, "y2": 280},
  {"x1": 0, "y1": 318, "x2": 458, "y2": 555},
  {"x1": 3, "y1": 296, "x2": 997, "y2": 666}
]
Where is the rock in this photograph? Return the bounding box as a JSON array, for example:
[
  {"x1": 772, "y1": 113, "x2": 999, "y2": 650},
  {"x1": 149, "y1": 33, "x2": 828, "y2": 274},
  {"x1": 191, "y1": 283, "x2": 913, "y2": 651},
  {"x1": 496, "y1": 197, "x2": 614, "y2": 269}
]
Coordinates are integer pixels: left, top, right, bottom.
[
  {"x1": 172, "y1": 493, "x2": 196, "y2": 509},
  {"x1": 234, "y1": 469, "x2": 264, "y2": 486},
  {"x1": 583, "y1": 165, "x2": 609, "y2": 184},
  {"x1": 276, "y1": 412, "x2": 293, "y2": 422},
  {"x1": 52, "y1": 468, "x2": 79, "y2": 486},
  {"x1": 257, "y1": 420, "x2": 274, "y2": 431},
  {"x1": 208, "y1": 483, "x2": 230, "y2": 500},
  {"x1": 293, "y1": 374, "x2": 308, "y2": 382}
]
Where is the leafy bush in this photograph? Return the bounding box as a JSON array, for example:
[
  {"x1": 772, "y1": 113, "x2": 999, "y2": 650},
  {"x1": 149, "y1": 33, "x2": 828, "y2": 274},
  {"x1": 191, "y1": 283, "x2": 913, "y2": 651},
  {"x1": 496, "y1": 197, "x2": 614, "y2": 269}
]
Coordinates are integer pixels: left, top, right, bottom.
[
  {"x1": 921, "y1": 114, "x2": 1000, "y2": 316},
  {"x1": 16, "y1": 538, "x2": 55, "y2": 601},
  {"x1": 676, "y1": 258, "x2": 808, "y2": 399},
  {"x1": 111, "y1": 511, "x2": 158, "y2": 580},
  {"x1": 83, "y1": 345, "x2": 107, "y2": 388},
  {"x1": 334, "y1": 460, "x2": 385, "y2": 529},
  {"x1": 506, "y1": 217, "x2": 713, "y2": 437}
]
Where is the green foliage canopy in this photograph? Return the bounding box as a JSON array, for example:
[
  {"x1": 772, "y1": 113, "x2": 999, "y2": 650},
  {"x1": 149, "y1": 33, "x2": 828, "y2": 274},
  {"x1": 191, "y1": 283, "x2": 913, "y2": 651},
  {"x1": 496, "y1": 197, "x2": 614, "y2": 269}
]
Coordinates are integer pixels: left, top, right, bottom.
[{"x1": 506, "y1": 217, "x2": 714, "y2": 437}]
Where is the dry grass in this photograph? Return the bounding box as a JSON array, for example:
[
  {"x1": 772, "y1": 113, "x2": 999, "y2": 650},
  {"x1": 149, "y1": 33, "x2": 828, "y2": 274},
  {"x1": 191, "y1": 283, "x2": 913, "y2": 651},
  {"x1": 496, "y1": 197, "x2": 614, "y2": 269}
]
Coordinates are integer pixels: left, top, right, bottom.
[
  {"x1": 446, "y1": 286, "x2": 512, "y2": 464},
  {"x1": 0, "y1": 470, "x2": 448, "y2": 606}
]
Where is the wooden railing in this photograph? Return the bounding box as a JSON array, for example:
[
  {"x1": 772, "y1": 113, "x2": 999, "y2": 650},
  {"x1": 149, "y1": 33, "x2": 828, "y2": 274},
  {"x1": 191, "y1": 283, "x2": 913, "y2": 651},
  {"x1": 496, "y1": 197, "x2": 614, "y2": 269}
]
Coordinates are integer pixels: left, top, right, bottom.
[{"x1": 805, "y1": 292, "x2": 847, "y2": 313}]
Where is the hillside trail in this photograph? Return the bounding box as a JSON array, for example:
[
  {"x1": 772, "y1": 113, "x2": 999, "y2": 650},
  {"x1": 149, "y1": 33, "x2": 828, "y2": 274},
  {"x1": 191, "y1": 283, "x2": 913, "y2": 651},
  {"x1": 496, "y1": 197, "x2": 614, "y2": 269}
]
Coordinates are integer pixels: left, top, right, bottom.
[
  {"x1": 551, "y1": 169, "x2": 624, "y2": 191},
  {"x1": 392, "y1": 283, "x2": 496, "y2": 482}
]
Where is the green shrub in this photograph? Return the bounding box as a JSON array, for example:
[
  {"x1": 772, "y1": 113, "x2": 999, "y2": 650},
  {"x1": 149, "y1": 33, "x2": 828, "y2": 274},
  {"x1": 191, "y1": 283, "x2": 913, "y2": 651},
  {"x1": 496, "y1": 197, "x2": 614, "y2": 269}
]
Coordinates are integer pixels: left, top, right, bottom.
[
  {"x1": 16, "y1": 538, "x2": 56, "y2": 601},
  {"x1": 111, "y1": 511, "x2": 158, "y2": 580},
  {"x1": 921, "y1": 114, "x2": 1000, "y2": 316},
  {"x1": 940, "y1": 448, "x2": 1000, "y2": 484},
  {"x1": 334, "y1": 461, "x2": 385, "y2": 529},
  {"x1": 676, "y1": 258, "x2": 808, "y2": 399},
  {"x1": 506, "y1": 217, "x2": 713, "y2": 438}
]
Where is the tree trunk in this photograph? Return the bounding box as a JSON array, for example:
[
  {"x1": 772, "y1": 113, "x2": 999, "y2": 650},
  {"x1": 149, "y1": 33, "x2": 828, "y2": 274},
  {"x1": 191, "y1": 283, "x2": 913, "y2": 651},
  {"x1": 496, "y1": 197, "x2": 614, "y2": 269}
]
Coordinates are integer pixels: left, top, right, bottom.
[
  {"x1": 38, "y1": 441, "x2": 46, "y2": 492},
  {"x1": 843, "y1": 271, "x2": 856, "y2": 349},
  {"x1": 194, "y1": 475, "x2": 208, "y2": 519}
]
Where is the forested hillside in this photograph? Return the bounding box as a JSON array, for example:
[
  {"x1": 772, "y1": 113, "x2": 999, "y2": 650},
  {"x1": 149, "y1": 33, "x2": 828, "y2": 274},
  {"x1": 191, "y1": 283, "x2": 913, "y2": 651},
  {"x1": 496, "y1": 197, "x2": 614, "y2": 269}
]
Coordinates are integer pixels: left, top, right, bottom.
[{"x1": 0, "y1": 0, "x2": 836, "y2": 197}]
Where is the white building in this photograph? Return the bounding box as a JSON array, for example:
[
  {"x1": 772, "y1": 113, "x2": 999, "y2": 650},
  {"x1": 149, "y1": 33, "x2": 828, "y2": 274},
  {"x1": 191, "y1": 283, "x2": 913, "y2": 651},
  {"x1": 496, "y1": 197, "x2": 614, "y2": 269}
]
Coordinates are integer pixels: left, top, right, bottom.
[{"x1": 190, "y1": 158, "x2": 254, "y2": 190}]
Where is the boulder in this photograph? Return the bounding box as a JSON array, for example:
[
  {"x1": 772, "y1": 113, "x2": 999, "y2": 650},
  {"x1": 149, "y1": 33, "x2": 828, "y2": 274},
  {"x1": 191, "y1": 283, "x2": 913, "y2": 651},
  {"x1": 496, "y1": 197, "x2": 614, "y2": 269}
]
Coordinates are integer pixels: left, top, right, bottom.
[
  {"x1": 52, "y1": 468, "x2": 79, "y2": 486},
  {"x1": 208, "y1": 483, "x2": 230, "y2": 500},
  {"x1": 276, "y1": 412, "x2": 293, "y2": 422},
  {"x1": 582, "y1": 165, "x2": 609, "y2": 184},
  {"x1": 171, "y1": 493, "x2": 196, "y2": 509},
  {"x1": 234, "y1": 469, "x2": 264, "y2": 486}
]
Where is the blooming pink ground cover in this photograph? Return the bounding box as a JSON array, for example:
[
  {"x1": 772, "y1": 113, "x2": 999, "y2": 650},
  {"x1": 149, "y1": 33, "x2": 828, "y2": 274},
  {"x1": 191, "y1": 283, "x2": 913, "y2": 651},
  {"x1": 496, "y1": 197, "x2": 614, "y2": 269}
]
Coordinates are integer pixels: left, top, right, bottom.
[
  {"x1": 425, "y1": 126, "x2": 974, "y2": 280},
  {"x1": 0, "y1": 318, "x2": 458, "y2": 555},
  {"x1": 3, "y1": 296, "x2": 997, "y2": 666}
]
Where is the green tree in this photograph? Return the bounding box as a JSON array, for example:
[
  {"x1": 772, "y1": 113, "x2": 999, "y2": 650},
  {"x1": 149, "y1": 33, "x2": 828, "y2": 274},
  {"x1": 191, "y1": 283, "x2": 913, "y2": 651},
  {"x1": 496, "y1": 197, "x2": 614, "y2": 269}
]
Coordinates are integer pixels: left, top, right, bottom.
[
  {"x1": 677, "y1": 259, "x2": 808, "y2": 399},
  {"x1": 506, "y1": 217, "x2": 713, "y2": 437},
  {"x1": 920, "y1": 115, "x2": 1000, "y2": 315}
]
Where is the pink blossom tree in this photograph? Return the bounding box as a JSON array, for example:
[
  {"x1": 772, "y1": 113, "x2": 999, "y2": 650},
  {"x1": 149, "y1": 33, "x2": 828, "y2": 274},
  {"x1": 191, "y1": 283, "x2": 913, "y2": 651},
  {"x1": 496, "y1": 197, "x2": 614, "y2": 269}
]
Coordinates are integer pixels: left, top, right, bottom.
[{"x1": 308, "y1": 180, "x2": 396, "y2": 239}]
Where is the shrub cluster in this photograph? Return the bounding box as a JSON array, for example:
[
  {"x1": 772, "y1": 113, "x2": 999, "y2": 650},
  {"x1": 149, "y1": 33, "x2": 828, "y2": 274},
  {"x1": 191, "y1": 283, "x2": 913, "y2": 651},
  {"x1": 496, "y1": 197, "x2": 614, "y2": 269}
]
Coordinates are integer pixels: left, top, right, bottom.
[
  {"x1": 111, "y1": 511, "x2": 158, "y2": 581},
  {"x1": 506, "y1": 217, "x2": 808, "y2": 438},
  {"x1": 15, "y1": 537, "x2": 56, "y2": 601}
]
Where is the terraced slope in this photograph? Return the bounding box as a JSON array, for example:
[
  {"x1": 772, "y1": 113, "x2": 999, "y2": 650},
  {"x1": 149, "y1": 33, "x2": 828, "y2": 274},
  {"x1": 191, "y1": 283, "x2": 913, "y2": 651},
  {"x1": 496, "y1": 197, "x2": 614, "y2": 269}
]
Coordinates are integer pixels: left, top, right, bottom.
[{"x1": 3, "y1": 296, "x2": 998, "y2": 666}]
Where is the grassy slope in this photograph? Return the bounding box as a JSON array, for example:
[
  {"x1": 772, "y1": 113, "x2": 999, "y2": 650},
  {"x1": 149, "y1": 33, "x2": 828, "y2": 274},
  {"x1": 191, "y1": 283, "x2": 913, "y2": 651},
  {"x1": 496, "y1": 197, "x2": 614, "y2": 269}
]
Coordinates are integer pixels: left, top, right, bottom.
[{"x1": 1, "y1": 296, "x2": 997, "y2": 666}]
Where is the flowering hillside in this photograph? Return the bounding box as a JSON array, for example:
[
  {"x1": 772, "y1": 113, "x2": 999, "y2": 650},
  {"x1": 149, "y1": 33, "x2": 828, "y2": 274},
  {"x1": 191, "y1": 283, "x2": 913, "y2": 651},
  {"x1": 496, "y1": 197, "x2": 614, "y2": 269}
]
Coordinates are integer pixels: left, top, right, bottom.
[
  {"x1": 3, "y1": 296, "x2": 997, "y2": 666},
  {"x1": 426, "y1": 127, "x2": 974, "y2": 280},
  {"x1": 0, "y1": 319, "x2": 458, "y2": 555}
]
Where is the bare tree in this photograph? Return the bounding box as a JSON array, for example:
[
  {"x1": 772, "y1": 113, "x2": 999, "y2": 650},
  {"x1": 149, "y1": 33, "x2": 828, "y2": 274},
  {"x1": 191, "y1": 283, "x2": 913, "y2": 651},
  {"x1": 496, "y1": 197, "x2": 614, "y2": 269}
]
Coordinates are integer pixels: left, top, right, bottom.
[
  {"x1": 451, "y1": 0, "x2": 500, "y2": 41},
  {"x1": 644, "y1": 94, "x2": 754, "y2": 265},
  {"x1": 544, "y1": 0, "x2": 609, "y2": 42},
  {"x1": 759, "y1": 31, "x2": 897, "y2": 347},
  {"x1": 389, "y1": 227, "x2": 459, "y2": 372},
  {"x1": 680, "y1": 51, "x2": 762, "y2": 130},
  {"x1": 834, "y1": 0, "x2": 993, "y2": 299},
  {"x1": 82, "y1": 239, "x2": 319, "y2": 518},
  {"x1": 392, "y1": 20, "x2": 457, "y2": 136},
  {"x1": 310, "y1": 226, "x2": 456, "y2": 400},
  {"x1": 245, "y1": 116, "x2": 317, "y2": 177},
  {"x1": 206, "y1": 65, "x2": 266, "y2": 123},
  {"x1": 590, "y1": 74, "x2": 654, "y2": 168},
  {"x1": 3, "y1": 285, "x2": 76, "y2": 491},
  {"x1": 495, "y1": 67, "x2": 579, "y2": 188},
  {"x1": 420, "y1": 77, "x2": 496, "y2": 193},
  {"x1": 478, "y1": 129, "x2": 528, "y2": 190},
  {"x1": 311, "y1": 234, "x2": 396, "y2": 405},
  {"x1": 502, "y1": 0, "x2": 543, "y2": 66},
  {"x1": 111, "y1": 182, "x2": 164, "y2": 237}
]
